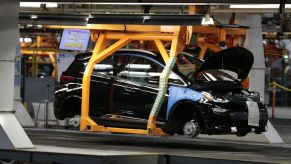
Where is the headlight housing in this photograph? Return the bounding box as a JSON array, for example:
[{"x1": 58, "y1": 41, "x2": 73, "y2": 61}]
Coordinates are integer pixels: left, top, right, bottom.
[
  {"x1": 201, "y1": 91, "x2": 229, "y2": 103},
  {"x1": 212, "y1": 106, "x2": 229, "y2": 113},
  {"x1": 199, "y1": 92, "x2": 230, "y2": 114}
]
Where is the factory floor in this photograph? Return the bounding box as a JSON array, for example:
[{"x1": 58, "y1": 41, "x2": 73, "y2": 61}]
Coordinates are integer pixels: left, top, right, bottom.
[{"x1": 1, "y1": 120, "x2": 291, "y2": 164}]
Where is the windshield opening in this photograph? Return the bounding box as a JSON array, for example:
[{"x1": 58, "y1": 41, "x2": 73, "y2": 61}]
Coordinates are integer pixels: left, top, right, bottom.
[
  {"x1": 196, "y1": 69, "x2": 237, "y2": 82},
  {"x1": 176, "y1": 52, "x2": 201, "y2": 78}
]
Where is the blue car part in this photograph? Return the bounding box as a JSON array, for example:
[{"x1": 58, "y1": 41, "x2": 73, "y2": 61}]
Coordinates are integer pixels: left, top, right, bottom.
[{"x1": 166, "y1": 86, "x2": 203, "y2": 120}]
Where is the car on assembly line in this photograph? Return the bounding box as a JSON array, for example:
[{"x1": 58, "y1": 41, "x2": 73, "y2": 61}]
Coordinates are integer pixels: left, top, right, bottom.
[{"x1": 54, "y1": 46, "x2": 268, "y2": 137}]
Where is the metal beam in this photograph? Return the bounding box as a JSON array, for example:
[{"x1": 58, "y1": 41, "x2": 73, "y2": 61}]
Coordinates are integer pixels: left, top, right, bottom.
[
  {"x1": 18, "y1": 0, "x2": 291, "y2": 4},
  {"x1": 19, "y1": 13, "x2": 87, "y2": 26},
  {"x1": 19, "y1": 13, "x2": 204, "y2": 26},
  {"x1": 88, "y1": 14, "x2": 204, "y2": 25}
]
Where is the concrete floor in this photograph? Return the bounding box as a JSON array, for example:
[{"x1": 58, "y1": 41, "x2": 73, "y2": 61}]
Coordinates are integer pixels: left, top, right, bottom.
[
  {"x1": 1, "y1": 119, "x2": 290, "y2": 163},
  {"x1": 198, "y1": 118, "x2": 290, "y2": 144},
  {"x1": 270, "y1": 119, "x2": 291, "y2": 144}
]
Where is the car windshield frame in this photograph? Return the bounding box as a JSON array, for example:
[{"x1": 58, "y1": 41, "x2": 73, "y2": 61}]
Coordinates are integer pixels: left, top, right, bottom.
[
  {"x1": 175, "y1": 52, "x2": 202, "y2": 79},
  {"x1": 195, "y1": 69, "x2": 238, "y2": 82}
]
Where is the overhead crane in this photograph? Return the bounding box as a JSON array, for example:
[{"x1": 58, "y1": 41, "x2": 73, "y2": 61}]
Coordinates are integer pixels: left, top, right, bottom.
[{"x1": 47, "y1": 19, "x2": 248, "y2": 136}]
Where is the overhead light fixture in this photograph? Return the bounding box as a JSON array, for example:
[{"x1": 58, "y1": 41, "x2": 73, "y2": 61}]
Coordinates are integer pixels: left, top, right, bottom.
[
  {"x1": 143, "y1": 15, "x2": 151, "y2": 23},
  {"x1": 20, "y1": 2, "x2": 58, "y2": 8},
  {"x1": 24, "y1": 37, "x2": 32, "y2": 43},
  {"x1": 201, "y1": 15, "x2": 214, "y2": 26},
  {"x1": 230, "y1": 4, "x2": 291, "y2": 9},
  {"x1": 85, "y1": 13, "x2": 93, "y2": 22},
  {"x1": 30, "y1": 15, "x2": 37, "y2": 19}
]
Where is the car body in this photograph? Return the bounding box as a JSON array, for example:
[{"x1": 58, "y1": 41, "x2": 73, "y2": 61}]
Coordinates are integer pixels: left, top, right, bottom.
[{"x1": 54, "y1": 47, "x2": 268, "y2": 137}]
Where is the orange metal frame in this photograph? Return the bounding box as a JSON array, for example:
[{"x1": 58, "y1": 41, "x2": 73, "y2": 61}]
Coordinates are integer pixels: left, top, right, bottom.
[
  {"x1": 47, "y1": 23, "x2": 247, "y2": 136},
  {"x1": 80, "y1": 26, "x2": 185, "y2": 135}
]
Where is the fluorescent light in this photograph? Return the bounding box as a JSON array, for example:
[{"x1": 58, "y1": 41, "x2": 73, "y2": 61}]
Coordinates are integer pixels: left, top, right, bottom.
[
  {"x1": 54, "y1": 2, "x2": 221, "y2": 5},
  {"x1": 20, "y1": 2, "x2": 58, "y2": 8},
  {"x1": 24, "y1": 37, "x2": 32, "y2": 43},
  {"x1": 230, "y1": 4, "x2": 291, "y2": 9},
  {"x1": 19, "y1": 38, "x2": 24, "y2": 43}
]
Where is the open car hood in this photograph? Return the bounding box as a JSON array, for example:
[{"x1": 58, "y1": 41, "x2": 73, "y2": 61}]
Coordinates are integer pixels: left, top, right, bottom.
[{"x1": 196, "y1": 46, "x2": 254, "y2": 81}]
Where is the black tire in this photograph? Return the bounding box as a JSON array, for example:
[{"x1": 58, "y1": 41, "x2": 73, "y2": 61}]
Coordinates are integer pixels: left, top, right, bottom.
[
  {"x1": 236, "y1": 132, "x2": 248, "y2": 137},
  {"x1": 164, "y1": 119, "x2": 186, "y2": 135},
  {"x1": 59, "y1": 96, "x2": 81, "y2": 120},
  {"x1": 236, "y1": 127, "x2": 250, "y2": 137},
  {"x1": 167, "y1": 103, "x2": 203, "y2": 136}
]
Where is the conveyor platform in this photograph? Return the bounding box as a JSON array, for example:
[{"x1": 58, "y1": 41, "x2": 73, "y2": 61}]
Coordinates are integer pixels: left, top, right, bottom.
[{"x1": 0, "y1": 128, "x2": 291, "y2": 164}]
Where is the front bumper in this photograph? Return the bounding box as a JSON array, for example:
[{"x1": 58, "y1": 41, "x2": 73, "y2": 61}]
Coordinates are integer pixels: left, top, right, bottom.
[
  {"x1": 231, "y1": 110, "x2": 268, "y2": 124},
  {"x1": 199, "y1": 91, "x2": 268, "y2": 135},
  {"x1": 230, "y1": 110, "x2": 268, "y2": 133}
]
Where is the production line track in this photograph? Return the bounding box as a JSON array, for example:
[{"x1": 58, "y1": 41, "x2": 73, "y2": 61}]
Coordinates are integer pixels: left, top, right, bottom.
[{"x1": 1, "y1": 128, "x2": 291, "y2": 164}]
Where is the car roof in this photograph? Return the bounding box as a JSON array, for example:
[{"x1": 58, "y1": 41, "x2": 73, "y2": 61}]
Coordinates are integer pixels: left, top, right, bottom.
[
  {"x1": 73, "y1": 49, "x2": 190, "y2": 85},
  {"x1": 75, "y1": 49, "x2": 158, "y2": 61}
]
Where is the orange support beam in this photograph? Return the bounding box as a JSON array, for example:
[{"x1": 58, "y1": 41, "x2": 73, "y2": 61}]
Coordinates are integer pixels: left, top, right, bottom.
[
  {"x1": 147, "y1": 26, "x2": 186, "y2": 135},
  {"x1": 218, "y1": 29, "x2": 227, "y2": 43},
  {"x1": 154, "y1": 39, "x2": 169, "y2": 62},
  {"x1": 105, "y1": 32, "x2": 174, "y2": 41},
  {"x1": 80, "y1": 37, "x2": 131, "y2": 131},
  {"x1": 80, "y1": 26, "x2": 188, "y2": 135}
]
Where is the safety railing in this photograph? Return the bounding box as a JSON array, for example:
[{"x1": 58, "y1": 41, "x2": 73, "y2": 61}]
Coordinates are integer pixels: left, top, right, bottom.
[{"x1": 270, "y1": 82, "x2": 291, "y2": 118}]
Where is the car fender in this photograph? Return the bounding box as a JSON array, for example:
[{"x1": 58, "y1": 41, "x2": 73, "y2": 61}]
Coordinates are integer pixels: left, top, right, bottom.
[{"x1": 166, "y1": 86, "x2": 203, "y2": 120}]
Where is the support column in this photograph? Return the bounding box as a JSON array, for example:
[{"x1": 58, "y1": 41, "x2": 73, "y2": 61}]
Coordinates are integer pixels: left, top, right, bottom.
[
  {"x1": 245, "y1": 14, "x2": 284, "y2": 144},
  {"x1": 0, "y1": 0, "x2": 34, "y2": 149},
  {"x1": 14, "y1": 33, "x2": 34, "y2": 127},
  {"x1": 245, "y1": 14, "x2": 266, "y2": 99}
]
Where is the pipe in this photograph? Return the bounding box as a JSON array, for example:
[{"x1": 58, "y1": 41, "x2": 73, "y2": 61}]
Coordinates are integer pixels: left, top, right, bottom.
[
  {"x1": 147, "y1": 56, "x2": 177, "y2": 133},
  {"x1": 272, "y1": 84, "x2": 276, "y2": 119}
]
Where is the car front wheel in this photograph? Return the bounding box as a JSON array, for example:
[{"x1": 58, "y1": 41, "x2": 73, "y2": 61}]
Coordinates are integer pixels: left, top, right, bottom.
[
  {"x1": 68, "y1": 115, "x2": 81, "y2": 129},
  {"x1": 183, "y1": 119, "x2": 200, "y2": 138}
]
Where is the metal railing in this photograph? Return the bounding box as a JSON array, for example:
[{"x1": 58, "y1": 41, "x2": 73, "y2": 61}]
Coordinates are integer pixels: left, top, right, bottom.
[{"x1": 270, "y1": 82, "x2": 291, "y2": 118}]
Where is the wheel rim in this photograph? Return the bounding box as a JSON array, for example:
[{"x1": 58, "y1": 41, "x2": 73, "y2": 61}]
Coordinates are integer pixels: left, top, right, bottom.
[
  {"x1": 183, "y1": 120, "x2": 200, "y2": 138},
  {"x1": 69, "y1": 115, "x2": 80, "y2": 128}
]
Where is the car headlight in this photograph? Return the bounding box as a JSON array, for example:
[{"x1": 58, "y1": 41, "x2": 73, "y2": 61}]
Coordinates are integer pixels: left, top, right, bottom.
[
  {"x1": 201, "y1": 91, "x2": 229, "y2": 103},
  {"x1": 201, "y1": 91, "x2": 214, "y2": 101}
]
